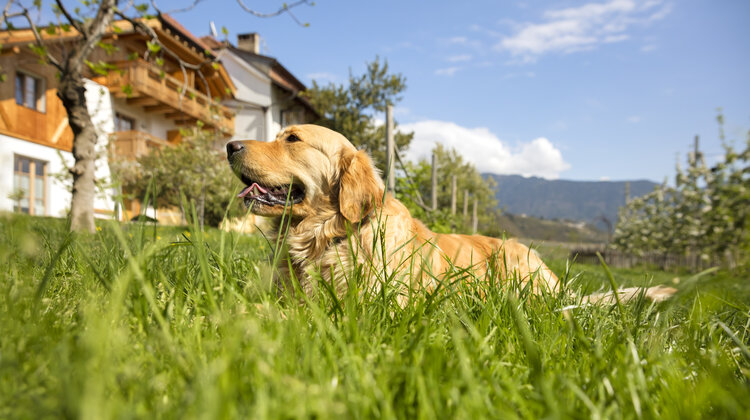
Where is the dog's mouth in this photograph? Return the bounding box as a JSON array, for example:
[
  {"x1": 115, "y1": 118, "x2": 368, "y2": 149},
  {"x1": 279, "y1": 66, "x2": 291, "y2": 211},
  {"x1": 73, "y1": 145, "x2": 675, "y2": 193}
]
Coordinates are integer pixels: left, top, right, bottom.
[{"x1": 237, "y1": 175, "x2": 305, "y2": 207}]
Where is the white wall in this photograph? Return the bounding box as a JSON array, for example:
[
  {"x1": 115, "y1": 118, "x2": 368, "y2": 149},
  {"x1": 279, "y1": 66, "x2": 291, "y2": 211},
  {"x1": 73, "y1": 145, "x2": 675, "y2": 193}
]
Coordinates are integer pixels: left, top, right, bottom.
[
  {"x1": 84, "y1": 78, "x2": 118, "y2": 216},
  {"x1": 0, "y1": 79, "x2": 125, "y2": 218},
  {"x1": 219, "y1": 50, "x2": 272, "y2": 107},
  {"x1": 0, "y1": 134, "x2": 74, "y2": 217},
  {"x1": 231, "y1": 106, "x2": 265, "y2": 141},
  {"x1": 110, "y1": 97, "x2": 180, "y2": 140},
  {"x1": 218, "y1": 49, "x2": 275, "y2": 142}
]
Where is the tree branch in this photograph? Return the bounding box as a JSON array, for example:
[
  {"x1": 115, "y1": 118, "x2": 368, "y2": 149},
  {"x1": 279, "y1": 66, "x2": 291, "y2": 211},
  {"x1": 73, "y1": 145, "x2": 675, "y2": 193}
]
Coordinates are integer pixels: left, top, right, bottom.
[
  {"x1": 54, "y1": 0, "x2": 84, "y2": 38},
  {"x1": 235, "y1": 0, "x2": 311, "y2": 26},
  {"x1": 2, "y1": 0, "x2": 63, "y2": 70},
  {"x1": 68, "y1": 0, "x2": 116, "y2": 75},
  {"x1": 150, "y1": 0, "x2": 209, "y2": 15}
]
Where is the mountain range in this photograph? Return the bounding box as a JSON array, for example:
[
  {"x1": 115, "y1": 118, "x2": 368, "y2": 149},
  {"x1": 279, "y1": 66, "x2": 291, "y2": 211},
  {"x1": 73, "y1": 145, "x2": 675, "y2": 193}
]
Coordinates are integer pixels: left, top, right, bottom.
[{"x1": 483, "y1": 174, "x2": 658, "y2": 226}]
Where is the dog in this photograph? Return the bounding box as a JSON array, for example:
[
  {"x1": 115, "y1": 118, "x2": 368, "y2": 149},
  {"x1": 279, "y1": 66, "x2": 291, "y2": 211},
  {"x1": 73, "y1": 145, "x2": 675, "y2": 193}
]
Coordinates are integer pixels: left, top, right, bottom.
[{"x1": 226, "y1": 124, "x2": 674, "y2": 304}]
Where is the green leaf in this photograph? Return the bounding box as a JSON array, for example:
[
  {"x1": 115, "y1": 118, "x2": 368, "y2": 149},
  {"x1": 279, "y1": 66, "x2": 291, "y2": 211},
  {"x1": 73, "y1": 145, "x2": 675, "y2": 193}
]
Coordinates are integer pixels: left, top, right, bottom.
[
  {"x1": 97, "y1": 41, "x2": 119, "y2": 56},
  {"x1": 121, "y1": 84, "x2": 133, "y2": 97},
  {"x1": 29, "y1": 44, "x2": 48, "y2": 60},
  {"x1": 146, "y1": 41, "x2": 161, "y2": 53}
]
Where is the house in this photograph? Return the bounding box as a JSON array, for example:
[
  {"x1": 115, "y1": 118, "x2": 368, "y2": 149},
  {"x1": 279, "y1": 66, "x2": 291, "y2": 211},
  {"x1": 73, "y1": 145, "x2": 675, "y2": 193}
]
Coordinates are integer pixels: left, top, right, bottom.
[
  {"x1": 202, "y1": 33, "x2": 318, "y2": 142},
  {"x1": 0, "y1": 16, "x2": 317, "y2": 224},
  {"x1": 0, "y1": 15, "x2": 236, "y2": 221}
]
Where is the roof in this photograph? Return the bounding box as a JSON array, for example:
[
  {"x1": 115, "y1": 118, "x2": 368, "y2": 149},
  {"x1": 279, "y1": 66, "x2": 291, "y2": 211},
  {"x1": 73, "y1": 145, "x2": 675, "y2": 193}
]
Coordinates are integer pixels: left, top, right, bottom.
[
  {"x1": 226, "y1": 46, "x2": 318, "y2": 116},
  {"x1": 158, "y1": 14, "x2": 214, "y2": 57}
]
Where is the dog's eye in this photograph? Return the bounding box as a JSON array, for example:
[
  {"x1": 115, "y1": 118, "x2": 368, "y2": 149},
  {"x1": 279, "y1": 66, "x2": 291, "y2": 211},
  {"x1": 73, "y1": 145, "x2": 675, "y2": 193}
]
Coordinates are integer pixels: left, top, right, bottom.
[{"x1": 286, "y1": 134, "x2": 301, "y2": 143}]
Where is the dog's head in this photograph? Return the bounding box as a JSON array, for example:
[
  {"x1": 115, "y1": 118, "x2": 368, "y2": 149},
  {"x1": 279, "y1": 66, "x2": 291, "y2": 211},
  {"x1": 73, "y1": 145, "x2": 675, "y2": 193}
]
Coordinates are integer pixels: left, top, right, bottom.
[{"x1": 227, "y1": 124, "x2": 384, "y2": 222}]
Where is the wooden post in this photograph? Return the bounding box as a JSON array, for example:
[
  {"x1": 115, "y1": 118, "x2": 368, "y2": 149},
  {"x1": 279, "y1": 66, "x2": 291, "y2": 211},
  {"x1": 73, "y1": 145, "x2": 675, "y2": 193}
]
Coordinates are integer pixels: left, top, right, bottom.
[
  {"x1": 431, "y1": 152, "x2": 438, "y2": 211},
  {"x1": 385, "y1": 104, "x2": 395, "y2": 193},
  {"x1": 450, "y1": 175, "x2": 457, "y2": 215},
  {"x1": 472, "y1": 198, "x2": 478, "y2": 234},
  {"x1": 624, "y1": 181, "x2": 630, "y2": 204},
  {"x1": 463, "y1": 190, "x2": 469, "y2": 218},
  {"x1": 694, "y1": 134, "x2": 707, "y2": 167}
]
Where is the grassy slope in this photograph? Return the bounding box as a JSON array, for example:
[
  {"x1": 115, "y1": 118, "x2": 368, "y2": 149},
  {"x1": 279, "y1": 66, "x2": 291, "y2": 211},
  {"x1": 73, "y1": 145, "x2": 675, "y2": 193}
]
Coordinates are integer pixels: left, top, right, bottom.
[{"x1": 1, "y1": 214, "x2": 749, "y2": 419}]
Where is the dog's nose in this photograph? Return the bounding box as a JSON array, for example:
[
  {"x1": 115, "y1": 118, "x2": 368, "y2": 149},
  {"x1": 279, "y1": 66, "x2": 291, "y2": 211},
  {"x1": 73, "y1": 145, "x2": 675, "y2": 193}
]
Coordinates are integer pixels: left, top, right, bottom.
[{"x1": 226, "y1": 141, "x2": 245, "y2": 159}]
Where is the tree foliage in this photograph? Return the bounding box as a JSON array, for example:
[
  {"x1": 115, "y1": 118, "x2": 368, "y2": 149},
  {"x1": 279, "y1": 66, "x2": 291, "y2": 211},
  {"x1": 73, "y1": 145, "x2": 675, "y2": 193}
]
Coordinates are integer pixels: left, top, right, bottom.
[
  {"x1": 303, "y1": 57, "x2": 414, "y2": 171},
  {"x1": 114, "y1": 129, "x2": 244, "y2": 227},
  {"x1": 613, "y1": 115, "x2": 750, "y2": 268},
  {"x1": 398, "y1": 144, "x2": 500, "y2": 234}
]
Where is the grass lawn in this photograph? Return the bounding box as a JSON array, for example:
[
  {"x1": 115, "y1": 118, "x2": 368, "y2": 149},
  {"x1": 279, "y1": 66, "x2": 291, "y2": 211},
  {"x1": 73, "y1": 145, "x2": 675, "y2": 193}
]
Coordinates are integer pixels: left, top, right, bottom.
[{"x1": 1, "y1": 213, "x2": 749, "y2": 419}]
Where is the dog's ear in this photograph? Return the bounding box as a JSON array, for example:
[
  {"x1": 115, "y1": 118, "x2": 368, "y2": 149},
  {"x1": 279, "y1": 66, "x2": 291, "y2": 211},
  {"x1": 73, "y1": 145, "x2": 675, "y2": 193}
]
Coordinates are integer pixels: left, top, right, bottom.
[{"x1": 339, "y1": 149, "x2": 384, "y2": 223}]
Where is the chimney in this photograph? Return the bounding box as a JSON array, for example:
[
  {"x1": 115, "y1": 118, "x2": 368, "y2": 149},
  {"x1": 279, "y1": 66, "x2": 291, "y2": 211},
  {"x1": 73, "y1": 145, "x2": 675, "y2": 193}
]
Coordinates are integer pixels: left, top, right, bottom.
[{"x1": 237, "y1": 33, "x2": 260, "y2": 54}]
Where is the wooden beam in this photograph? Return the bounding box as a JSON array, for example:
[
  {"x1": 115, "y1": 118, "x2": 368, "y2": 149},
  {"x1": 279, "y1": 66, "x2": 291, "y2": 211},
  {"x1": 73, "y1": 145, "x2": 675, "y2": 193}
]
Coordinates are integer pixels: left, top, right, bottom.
[
  {"x1": 174, "y1": 118, "x2": 199, "y2": 126},
  {"x1": 50, "y1": 117, "x2": 69, "y2": 144},
  {"x1": 165, "y1": 112, "x2": 187, "y2": 120},
  {"x1": 127, "y1": 97, "x2": 159, "y2": 106},
  {"x1": 144, "y1": 104, "x2": 174, "y2": 113},
  {"x1": 0, "y1": 103, "x2": 13, "y2": 130}
]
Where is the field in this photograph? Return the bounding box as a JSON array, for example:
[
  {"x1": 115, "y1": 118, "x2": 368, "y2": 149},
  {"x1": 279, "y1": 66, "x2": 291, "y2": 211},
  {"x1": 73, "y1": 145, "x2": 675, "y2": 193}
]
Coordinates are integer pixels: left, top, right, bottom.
[{"x1": 1, "y1": 213, "x2": 749, "y2": 419}]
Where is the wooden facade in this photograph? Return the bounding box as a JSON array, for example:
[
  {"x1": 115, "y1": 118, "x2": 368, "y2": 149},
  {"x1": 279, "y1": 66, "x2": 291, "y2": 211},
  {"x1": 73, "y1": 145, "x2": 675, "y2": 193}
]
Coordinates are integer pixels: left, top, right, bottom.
[
  {"x1": 0, "y1": 48, "x2": 75, "y2": 151},
  {"x1": 0, "y1": 16, "x2": 236, "y2": 155}
]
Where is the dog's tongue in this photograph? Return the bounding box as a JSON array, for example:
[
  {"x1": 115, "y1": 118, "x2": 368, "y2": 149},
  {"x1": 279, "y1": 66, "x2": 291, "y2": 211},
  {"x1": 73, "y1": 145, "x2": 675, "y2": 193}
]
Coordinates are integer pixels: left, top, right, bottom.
[{"x1": 237, "y1": 183, "x2": 268, "y2": 198}]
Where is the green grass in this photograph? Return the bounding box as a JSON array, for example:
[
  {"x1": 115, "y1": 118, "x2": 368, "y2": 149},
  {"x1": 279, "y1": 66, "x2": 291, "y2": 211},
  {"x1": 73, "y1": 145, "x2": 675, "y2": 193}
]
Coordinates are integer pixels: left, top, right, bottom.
[{"x1": 1, "y1": 213, "x2": 749, "y2": 419}]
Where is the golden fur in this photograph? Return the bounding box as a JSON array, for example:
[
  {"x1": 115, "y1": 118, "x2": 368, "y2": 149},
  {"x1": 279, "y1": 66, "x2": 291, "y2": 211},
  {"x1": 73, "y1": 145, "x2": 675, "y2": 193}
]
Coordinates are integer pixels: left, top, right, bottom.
[
  {"x1": 227, "y1": 124, "x2": 559, "y2": 301},
  {"x1": 227, "y1": 124, "x2": 674, "y2": 304}
]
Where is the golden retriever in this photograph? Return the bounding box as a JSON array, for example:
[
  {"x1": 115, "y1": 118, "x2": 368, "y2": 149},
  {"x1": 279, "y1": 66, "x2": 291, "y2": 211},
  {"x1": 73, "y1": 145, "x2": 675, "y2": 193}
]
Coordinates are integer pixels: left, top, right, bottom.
[{"x1": 226, "y1": 124, "x2": 674, "y2": 304}]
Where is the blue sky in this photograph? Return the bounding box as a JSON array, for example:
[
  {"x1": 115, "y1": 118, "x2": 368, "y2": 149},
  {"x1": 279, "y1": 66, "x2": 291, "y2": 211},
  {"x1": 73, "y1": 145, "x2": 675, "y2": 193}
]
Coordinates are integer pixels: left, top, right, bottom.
[{"x1": 163, "y1": 0, "x2": 749, "y2": 181}]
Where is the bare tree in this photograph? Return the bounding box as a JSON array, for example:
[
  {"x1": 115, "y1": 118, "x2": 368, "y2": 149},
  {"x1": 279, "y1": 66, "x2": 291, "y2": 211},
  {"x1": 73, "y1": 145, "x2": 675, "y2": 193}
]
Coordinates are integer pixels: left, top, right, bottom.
[{"x1": 1, "y1": 0, "x2": 312, "y2": 232}]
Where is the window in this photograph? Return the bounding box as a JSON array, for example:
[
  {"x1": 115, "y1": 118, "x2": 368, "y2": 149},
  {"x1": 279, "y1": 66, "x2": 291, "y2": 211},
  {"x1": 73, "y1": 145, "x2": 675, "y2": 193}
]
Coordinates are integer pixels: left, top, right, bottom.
[
  {"x1": 15, "y1": 72, "x2": 45, "y2": 112},
  {"x1": 115, "y1": 113, "x2": 135, "y2": 131},
  {"x1": 13, "y1": 156, "x2": 47, "y2": 216}
]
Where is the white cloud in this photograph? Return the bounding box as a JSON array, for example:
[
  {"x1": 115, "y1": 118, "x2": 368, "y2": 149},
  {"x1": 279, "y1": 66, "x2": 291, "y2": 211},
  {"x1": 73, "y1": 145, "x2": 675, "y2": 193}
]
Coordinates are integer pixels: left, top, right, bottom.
[
  {"x1": 627, "y1": 115, "x2": 641, "y2": 123},
  {"x1": 398, "y1": 120, "x2": 570, "y2": 179},
  {"x1": 446, "y1": 54, "x2": 472, "y2": 63},
  {"x1": 446, "y1": 36, "x2": 469, "y2": 45},
  {"x1": 435, "y1": 66, "x2": 461, "y2": 76},
  {"x1": 496, "y1": 0, "x2": 671, "y2": 61}
]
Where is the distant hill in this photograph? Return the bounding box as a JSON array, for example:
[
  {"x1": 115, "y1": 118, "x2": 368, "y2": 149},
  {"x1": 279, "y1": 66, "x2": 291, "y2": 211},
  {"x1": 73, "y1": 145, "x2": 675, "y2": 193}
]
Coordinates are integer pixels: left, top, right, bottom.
[
  {"x1": 483, "y1": 174, "x2": 658, "y2": 226},
  {"x1": 492, "y1": 212, "x2": 609, "y2": 243}
]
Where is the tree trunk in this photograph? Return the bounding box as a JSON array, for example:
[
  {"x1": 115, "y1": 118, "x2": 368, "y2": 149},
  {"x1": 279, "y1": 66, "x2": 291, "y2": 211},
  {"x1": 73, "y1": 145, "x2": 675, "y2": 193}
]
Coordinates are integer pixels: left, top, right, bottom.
[
  {"x1": 53, "y1": 0, "x2": 117, "y2": 233},
  {"x1": 59, "y1": 73, "x2": 98, "y2": 233}
]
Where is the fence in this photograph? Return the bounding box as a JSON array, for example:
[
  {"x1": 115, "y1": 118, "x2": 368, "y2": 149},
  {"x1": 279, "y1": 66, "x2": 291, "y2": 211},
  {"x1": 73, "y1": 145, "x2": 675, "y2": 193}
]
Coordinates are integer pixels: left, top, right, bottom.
[{"x1": 570, "y1": 245, "x2": 725, "y2": 271}]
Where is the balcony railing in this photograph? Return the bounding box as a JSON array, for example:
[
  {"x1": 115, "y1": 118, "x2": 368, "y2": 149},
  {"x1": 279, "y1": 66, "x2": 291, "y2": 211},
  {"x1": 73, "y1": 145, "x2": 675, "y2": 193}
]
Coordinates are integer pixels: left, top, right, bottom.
[
  {"x1": 106, "y1": 59, "x2": 234, "y2": 135},
  {"x1": 111, "y1": 130, "x2": 170, "y2": 159}
]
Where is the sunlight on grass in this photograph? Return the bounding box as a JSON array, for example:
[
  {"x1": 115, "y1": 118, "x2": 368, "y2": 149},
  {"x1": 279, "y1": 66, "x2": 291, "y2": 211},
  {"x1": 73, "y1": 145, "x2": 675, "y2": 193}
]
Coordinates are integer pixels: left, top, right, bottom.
[{"x1": 1, "y1": 213, "x2": 749, "y2": 418}]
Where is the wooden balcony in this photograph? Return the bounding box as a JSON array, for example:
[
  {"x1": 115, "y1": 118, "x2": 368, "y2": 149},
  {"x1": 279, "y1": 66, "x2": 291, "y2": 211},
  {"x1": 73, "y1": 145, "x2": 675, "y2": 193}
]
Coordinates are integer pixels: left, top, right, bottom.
[
  {"x1": 111, "y1": 130, "x2": 170, "y2": 159},
  {"x1": 106, "y1": 59, "x2": 234, "y2": 135}
]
